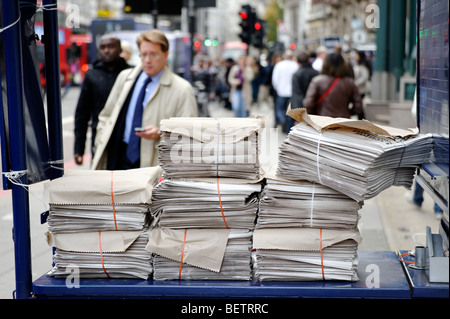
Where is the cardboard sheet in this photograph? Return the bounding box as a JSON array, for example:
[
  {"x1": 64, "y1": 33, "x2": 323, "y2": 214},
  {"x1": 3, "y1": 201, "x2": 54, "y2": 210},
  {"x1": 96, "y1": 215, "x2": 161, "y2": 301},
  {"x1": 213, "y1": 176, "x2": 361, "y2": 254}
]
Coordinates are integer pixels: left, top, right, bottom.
[
  {"x1": 48, "y1": 166, "x2": 162, "y2": 205},
  {"x1": 146, "y1": 228, "x2": 231, "y2": 273},
  {"x1": 46, "y1": 230, "x2": 144, "y2": 253},
  {"x1": 287, "y1": 107, "x2": 418, "y2": 138}
]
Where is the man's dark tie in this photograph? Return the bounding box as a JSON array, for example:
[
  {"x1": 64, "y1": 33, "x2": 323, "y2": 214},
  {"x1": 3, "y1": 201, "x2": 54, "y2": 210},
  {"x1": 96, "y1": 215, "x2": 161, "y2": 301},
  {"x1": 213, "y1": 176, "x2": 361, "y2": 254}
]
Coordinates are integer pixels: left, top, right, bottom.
[{"x1": 126, "y1": 76, "x2": 152, "y2": 164}]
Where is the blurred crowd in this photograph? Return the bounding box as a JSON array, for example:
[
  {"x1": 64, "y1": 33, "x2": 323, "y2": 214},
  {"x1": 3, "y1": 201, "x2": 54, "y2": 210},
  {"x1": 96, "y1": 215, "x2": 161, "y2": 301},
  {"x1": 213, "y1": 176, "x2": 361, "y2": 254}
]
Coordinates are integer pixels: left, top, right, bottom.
[{"x1": 190, "y1": 44, "x2": 373, "y2": 133}]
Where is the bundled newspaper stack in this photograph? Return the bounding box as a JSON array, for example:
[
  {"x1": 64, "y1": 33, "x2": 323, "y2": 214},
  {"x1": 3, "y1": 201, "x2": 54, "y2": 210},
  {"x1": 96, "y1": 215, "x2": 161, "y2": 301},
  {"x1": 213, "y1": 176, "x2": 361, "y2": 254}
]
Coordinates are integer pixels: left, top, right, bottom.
[
  {"x1": 46, "y1": 167, "x2": 162, "y2": 279},
  {"x1": 47, "y1": 168, "x2": 162, "y2": 233},
  {"x1": 148, "y1": 179, "x2": 257, "y2": 280},
  {"x1": 47, "y1": 231, "x2": 152, "y2": 280},
  {"x1": 157, "y1": 117, "x2": 265, "y2": 180},
  {"x1": 148, "y1": 117, "x2": 265, "y2": 280},
  {"x1": 151, "y1": 178, "x2": 261, "y2": 229},
  {"x1": 147, "y1": 228, "x2": 253, "y2": 280},
  {"x1": 253, "y1": 228, "x2": 361, "y2": 281},
  {"x1": 257, "y1": 173, "x2": 361, "y2": 230},
  {"x1": 277, "y1": 109, "x2": 433, "y2": 202},
  {"x1": 252, "y1": 108, "x2": 432, "y2": 282}
]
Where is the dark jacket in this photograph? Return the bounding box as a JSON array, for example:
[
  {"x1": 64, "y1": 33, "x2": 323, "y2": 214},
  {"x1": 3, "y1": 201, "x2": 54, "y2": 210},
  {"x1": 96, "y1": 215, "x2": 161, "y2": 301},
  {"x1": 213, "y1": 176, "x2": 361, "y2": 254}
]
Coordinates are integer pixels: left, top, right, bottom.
[
  {"x1": 303, "y1": 74, "x2": 362, "y2": 118},
  {"x1": 74, "y1": 58, "x2": 131, "y2": 156},
  {"x1": 290, "y1": 62, "x2": 319, "y2": 109}
]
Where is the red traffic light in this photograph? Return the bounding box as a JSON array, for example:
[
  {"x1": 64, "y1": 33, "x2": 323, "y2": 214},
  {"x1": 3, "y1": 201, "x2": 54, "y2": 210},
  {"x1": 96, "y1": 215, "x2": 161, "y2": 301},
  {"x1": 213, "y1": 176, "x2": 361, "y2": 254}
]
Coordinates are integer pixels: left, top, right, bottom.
[
  {"x1": 254, "y1": 22, "x2": 261, "y2": 30},
  {"x1": 239, "y1": 11, "x2": 248, "y2": 19}
]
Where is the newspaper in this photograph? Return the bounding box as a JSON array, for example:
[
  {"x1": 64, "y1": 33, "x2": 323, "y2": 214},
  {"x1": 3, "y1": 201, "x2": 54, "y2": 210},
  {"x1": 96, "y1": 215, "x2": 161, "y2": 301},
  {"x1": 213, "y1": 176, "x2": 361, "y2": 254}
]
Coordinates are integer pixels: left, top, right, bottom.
[
  {"x1": 158, "y1": 117, "x2": 265, "y2": 180},
  {"x1": 46, "y1": 167, "x2": 162, "y2": 233},
  {"x1": 151, "y1": 178, "x2": 261, "y2": 229},
  {"x1": 253, "y1": 228, "x2": 361, "y2": 281},
  {"x1": 277, "y1": 109, "x2": 433, "y2": 201},
  {"x1": 46, "y1": 230, "x2": 153, "y2": 279},
  {"x1": 147, "y1": 228, "x2": 253, "y2": 280},
  {"x1": 258, "y1": 173, "x2": 361, "y2": 229}
]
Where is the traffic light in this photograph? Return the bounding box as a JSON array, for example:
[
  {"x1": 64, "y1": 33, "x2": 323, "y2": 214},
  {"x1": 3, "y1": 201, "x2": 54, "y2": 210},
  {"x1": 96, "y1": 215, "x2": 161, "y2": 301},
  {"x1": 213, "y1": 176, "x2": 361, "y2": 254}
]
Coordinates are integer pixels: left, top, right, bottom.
[
  {"x1": 238, "y1": 5, "x2": 253, "y2": 44},
  {"x1": 251, "y1": 18, "x2": 265, "y2": 49}
]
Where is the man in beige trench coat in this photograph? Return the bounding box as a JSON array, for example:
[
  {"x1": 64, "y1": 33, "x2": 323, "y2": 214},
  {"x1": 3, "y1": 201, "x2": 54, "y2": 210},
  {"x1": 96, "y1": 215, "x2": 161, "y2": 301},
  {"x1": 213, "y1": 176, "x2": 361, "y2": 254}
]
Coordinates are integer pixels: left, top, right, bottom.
[{"x1": 91, "y1": 29, "x2": 197, "y2": 170}]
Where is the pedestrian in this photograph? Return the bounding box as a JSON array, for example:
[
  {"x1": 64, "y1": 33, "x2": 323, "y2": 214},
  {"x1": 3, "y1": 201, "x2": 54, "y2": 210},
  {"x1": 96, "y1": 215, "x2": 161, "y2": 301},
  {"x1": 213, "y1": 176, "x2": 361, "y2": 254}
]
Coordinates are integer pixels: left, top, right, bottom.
[
  {"x1": 266, "y1": 53, "x2": 282, "y2": 119},
  {"x1": 249, "y1": 56, "x2": 261, "y2": 105},
  {"x1": 271, "y1": 50, "x2": 299, "y2": 132},
  {"x1": 352, "y1": 50, "x2": 371, "y2": 119},
  {"x1": 334, "y1": 44, "x2": 354, "y2": 78},
  {"x1": 91, "y1": 29, "x2": 197, "y2": 170},
  {"x1": 215, "y1": 58, "x2": 234, "y2": 109},
  {"x1": 120, "y1": 40, "x2": 134, "y2": 64},
  {"x1": 73, "y1": 34, "x2": 131, "y2": 166},
  {"x1": 228, "y1": 55, "x2": 254, "y2": 118},
  {"x1": 312, "y1": 46, "x2": 327, "y2": 72},
  {"x1": 191, "y1": 55, "x2": 212, "y2": 94},
  {"x1": 303, "y1": 52, "x2": 363, "y2": 118},
  {"x1": 291, "y1": 50, "x2": 319, "y2": 109}
]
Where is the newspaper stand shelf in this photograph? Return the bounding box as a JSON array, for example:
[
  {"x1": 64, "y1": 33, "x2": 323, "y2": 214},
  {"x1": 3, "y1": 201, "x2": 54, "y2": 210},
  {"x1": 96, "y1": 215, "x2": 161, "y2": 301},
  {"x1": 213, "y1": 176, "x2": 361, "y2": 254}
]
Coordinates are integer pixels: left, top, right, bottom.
[
  {"x1": 32, "y1": 251, "x2": 411, "y2": 299},
  {"x1": 1, "y1": 0, "x2": 448, "y2": 300}
]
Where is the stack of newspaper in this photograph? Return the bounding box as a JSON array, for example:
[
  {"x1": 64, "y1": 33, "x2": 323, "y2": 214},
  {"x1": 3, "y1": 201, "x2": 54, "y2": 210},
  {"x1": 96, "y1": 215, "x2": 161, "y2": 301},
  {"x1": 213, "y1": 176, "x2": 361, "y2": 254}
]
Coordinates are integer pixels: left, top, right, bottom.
[
  {"x1": 148, "y1": 228, "x2": 253, "y2": 280},
  {"x1": 47, "y1": 167, "x2": 162, "y2": 233},
  {"x1": 45, "y1": 167, "x2": 162, "y2": 279},
  {"x1": 253, "y1": 228, "x2": 361, "y2": 281},
  {"x1": 277, "y1": 109, "x2": 433, "y2": 201},
  {"x1": 149, "y1": 117, "x2": 265, "y2": 280},
  {"x1": 257, "y1": 174, "x2": 361, "y2": 230},
  {"x1": 47, "y1": 230, "x2": 152, "y2": 280},
  {"x1": 151, "y1": 178, "x2": 261, "y2": 229},
  {"x1": 157, "y1": 117, "x2": 265, "y2": 180}
]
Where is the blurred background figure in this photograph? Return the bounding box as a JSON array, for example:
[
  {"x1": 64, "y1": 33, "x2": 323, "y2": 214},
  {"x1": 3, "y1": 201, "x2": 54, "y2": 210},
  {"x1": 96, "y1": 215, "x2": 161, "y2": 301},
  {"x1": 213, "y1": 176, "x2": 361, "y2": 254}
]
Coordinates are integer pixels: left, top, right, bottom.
[
  {"x1": 312, "y1": 46, "x2": 327, "y2": 72},
  {"x1": 266, "y1": 53, "x2": 282, "y2": 120},
  {"x1": 303, "y1": 52, "x2": 362, "y2": 118},
  {"x1": 352, "y1": 50, "x2": 372, "y2": 119},
  {"x1": 191, "y1": 55, "x2": 212, "y2": 116},
  {"x1": 215, "y1": 58, "x2": 234, "y2": 110},
  {"x1": 271, "y1": 50, "x2": 298, "y2": 133},
  {"x1": 73, "y1": 34, "x2": 131, "y2": 166},
  {"x1": 228, "y1": 55, "x2": 254, "y2": 117},
  {"x1": 120, "y1": 40, "x2": 134, "y2": 64},
  {"x1": 291, "y1": 50, "x2": 319, "y2": 110}
]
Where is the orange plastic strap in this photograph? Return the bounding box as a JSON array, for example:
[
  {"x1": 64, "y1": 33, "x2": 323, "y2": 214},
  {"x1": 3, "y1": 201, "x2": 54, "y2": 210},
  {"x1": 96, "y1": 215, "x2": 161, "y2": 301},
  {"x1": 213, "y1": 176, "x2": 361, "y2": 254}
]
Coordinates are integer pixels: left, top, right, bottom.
[
  {"x1": 110, "y1": 171, "x2": 118, "y2": 230},
  {"x1": 179, "y1": 229, "x2": 188, "y2": 280},
  {"x1": 98, "y1": 231, "x2": 110, "y2": 278},
  {"x1": 398, "y1": 252, "x2": 415, "y2": 264},
  {"x1": 320, "y1": 228, "x2": 325, "y2": 280},
  {"x1": 216, "y1": 177, "x2": 229, "y2": 229}
]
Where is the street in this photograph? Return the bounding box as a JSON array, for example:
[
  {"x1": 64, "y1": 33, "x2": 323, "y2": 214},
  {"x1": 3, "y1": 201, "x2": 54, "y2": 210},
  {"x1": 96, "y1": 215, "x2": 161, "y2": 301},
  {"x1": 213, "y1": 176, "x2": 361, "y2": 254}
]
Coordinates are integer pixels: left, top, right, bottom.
[{"x1": 0, "y1": 86, "x2": 441, "y2": 299}]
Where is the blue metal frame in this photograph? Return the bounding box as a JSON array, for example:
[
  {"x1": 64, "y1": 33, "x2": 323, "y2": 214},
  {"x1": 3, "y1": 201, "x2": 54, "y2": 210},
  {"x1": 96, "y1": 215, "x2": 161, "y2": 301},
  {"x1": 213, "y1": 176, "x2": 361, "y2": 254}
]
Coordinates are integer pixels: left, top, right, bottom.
[
  {"x1": 1, "y1": 0, "x2": 33, "y2": 299},
  {"x1": 416, "y1": 0, "x2": 449, "y2": 214},
  {"x1": 1, "y1": 0, "x2": 64, "y2": 299},
  {"x1": 42, "y1": 0, "x2": 64, "y2": 178}
]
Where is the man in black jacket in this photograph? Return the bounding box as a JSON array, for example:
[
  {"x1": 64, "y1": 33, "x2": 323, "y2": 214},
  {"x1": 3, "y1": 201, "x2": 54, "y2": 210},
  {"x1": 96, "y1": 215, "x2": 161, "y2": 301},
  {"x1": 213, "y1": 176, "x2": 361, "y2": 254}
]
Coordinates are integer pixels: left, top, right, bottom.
[
  {"x1": 73, "y1": 35, "x2": 131, "y2": 165},
  {"x1": 291, "y1": 51, "x2": 319, "y2": 110}
]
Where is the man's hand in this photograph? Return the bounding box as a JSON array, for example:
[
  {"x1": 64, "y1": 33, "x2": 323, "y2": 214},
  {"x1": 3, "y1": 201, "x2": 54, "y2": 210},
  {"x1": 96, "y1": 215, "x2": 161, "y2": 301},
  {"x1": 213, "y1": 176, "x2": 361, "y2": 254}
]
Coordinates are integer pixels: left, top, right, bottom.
[
  {"x1": 74, "y1": 154, "x2": 84, "y2": 165},
  {"x1": 135, "y1": 125, "x2": 161, "y2": 140}
]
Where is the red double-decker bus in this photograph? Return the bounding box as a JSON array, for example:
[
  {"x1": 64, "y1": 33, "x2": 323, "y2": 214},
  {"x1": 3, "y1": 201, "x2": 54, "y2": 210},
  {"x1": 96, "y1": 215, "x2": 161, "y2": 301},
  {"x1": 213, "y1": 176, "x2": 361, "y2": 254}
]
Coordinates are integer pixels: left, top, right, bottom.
[
  {"x1": 67, "y1": 33, "x2": 92, "y2": 84},
  {"x1": 34, "y1": 7, "x2": 72, "y2": 88}
]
